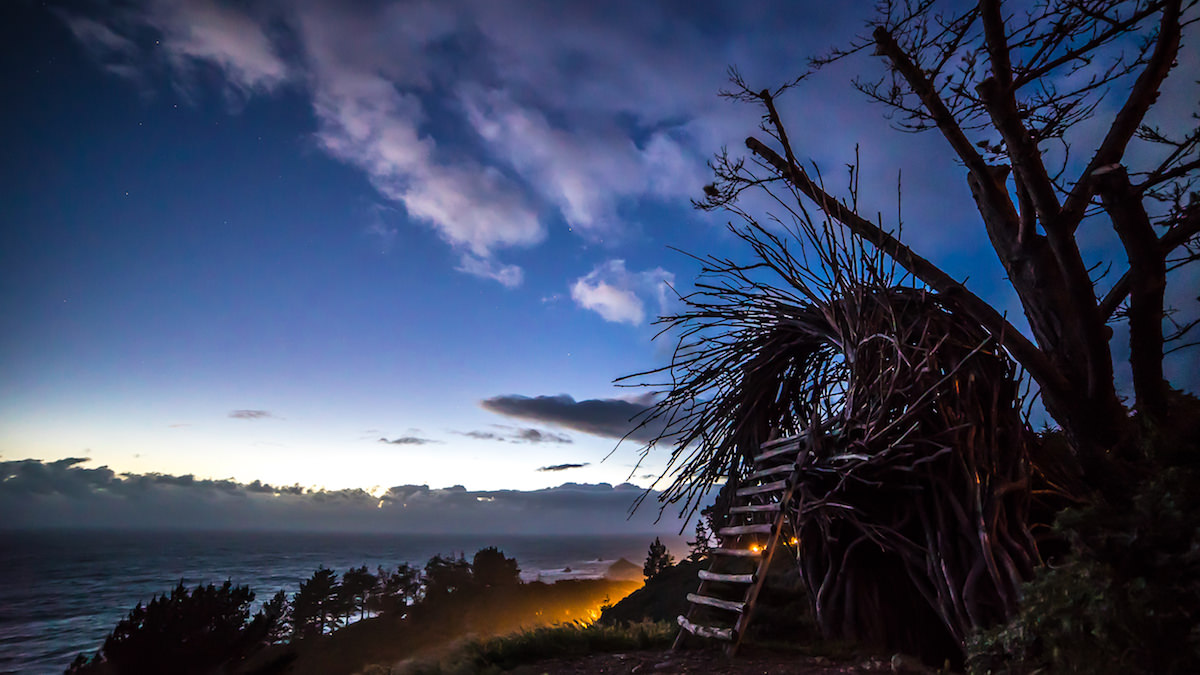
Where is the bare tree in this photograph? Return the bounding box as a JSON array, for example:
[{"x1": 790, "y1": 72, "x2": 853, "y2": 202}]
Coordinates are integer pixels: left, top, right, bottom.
[{"x1": 703, "y1": 0, "x2": 1200, "y2": 497}]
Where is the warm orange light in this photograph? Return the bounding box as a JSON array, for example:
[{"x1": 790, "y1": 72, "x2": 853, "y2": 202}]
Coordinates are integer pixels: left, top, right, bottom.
[
  {"x1": 789, "y1": 537, "x2": 798, "y2": 545},
  {"x1": 749, "y1": 543, "x2": 762, "y2": 553}
]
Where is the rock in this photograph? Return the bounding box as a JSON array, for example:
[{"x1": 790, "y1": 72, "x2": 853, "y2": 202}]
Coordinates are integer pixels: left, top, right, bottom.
[{"x1": 605, "y1": 557, "x2": 642, "y2": 581}]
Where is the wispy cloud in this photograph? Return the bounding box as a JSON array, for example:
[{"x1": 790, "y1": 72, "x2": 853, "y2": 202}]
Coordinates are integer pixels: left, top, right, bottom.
[
  {"x1": 455, "y1": 253, "x2": 524, "y2": 288},
  {"x1": 229, "y1": 409, "x2": 275, "y2": 420},
  {"x1": 378, "y1": 436, "x2": 440, "y2": 446},
  {"x1": 53, "y1": 0, "x2": 742, "y2": 287},
  {"x1": 462, "y1": 87, "x2": 702, "y2": 236},
  {"x1": 146, "y1": 0, "x2": 290, "y2": 96},
  {"x1": 454, "y1": 425, "x2": 573, "y2": 445}
]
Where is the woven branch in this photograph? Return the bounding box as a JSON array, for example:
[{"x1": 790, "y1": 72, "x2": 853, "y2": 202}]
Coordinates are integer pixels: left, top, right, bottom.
[{"x1": 625, "y1": 213, "x2": 1039, "y2": 659}]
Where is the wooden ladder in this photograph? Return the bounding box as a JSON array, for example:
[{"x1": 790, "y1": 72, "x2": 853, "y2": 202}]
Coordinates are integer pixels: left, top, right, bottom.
[{"x1": 673, "y1": 433, "x2": 808, "y2": 656}]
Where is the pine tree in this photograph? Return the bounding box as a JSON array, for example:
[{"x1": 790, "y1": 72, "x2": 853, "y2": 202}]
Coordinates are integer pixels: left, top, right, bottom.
[
  {"x1": 68, "y1": 580, "x2": 268, "y2": 674},
  {"x1": 687, "y1": 516, "x2": 714, "y2": 562},
  {"x1": 340, "y1": 566, "x2": 377, "y2": 621},
  {"x1": 292, "y1": 566, "x2": 342, "y2": 639},
  {"x1": 643, "y1": 537, "x2": 674, "y2": 580},
  {"x1": 372, "y1": 563, "x2": 421, "y2": 615},
  {"x1": 261, "y1": 589, "x2": 291, "y2": 644}
]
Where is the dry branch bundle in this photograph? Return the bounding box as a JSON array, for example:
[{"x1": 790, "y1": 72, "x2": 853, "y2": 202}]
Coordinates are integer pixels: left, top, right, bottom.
[{"x1": 627, "y1": 214, "x2": 1040, "y2": 659}]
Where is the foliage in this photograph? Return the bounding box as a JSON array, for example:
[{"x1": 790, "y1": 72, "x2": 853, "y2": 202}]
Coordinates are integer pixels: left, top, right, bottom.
[
  {"x1": 340, "y1": 565, "x2": 377, "y2": 621},
  {"x1": 262, "y1": 589, "x2": 292, "y2": 644},
  {"x1": 292, "y1": 566, "x2": 346, "y2": 639},
  {"x1": 424, "y1": 553, "x2": 474, "y2": 598},
  {"x1": 472, "y1": 546, "x2": 521, "y2": 588},
  {"x1": 67, "y1": 580, "x2": 270, "y2": 675},
  {"x1": 372, "y1": 562, "x2": 422, "y2": 615},
  {"x1": 643, "y1": 537, "x2": 674, "y2": 580},
  {"x1": 969, "y1": 396, "x2": 1200, "y2": 674},
  {"x1": 69, "y1": 545, "x2": 575, "y2": 674}
]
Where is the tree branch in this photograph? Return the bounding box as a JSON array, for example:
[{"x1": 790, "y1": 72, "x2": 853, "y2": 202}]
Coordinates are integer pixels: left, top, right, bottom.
[
  {"x1": 1061, "y1": 0, "x2": 1184, "y2": 233},
  {"x1": 1095, "y1": 164, "x2": 1167, "y2": 418},
  {"x1": 1012, "y1": 1, "x2": 1168, "y2": 88},
  {"x1": 977, "y1": 0, "x2": 1063, "y2": 230},
  {"x1": 1100, "y1": 203, "x2": 1200, "y2": 319},
  {"x1": 872, "y1": 26, "x2": 993, "y2": 180},
  {"x1": 744, "y1": 134, "x2": 1067, "y2": 396}
]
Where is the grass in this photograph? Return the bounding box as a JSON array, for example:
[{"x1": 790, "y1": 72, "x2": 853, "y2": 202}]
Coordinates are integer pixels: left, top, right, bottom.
[{"x1": 388, "y1": 620, "x2": 675, "y2": 675}]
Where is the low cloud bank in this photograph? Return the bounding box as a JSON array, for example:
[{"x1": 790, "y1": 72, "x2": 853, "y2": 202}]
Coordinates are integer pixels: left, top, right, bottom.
[{"x1": 0, "y1": 458, "x2": 683, "y2": 534}]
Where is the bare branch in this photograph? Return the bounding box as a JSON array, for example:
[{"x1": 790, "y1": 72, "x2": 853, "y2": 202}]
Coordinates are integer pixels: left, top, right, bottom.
[
  {"x1": 872, "y1": 26, "x2": 993, "y2": 178},
  {"x1": 744, "y1": 133, "x2": 1067, "y2": 395},
  {"x1": 1095, "y1": 164, "x2": 1168, "y2": 417},
  {"x1": 1061, "y1": 0, "x2": 1184, "y2": 232},
  {"x1": 1100, "y1": 202, "x2": 1200, "y2": 318}
]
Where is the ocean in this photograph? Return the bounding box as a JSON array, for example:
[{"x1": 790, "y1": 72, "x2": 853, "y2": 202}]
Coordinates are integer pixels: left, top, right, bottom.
[{"x1": 0, "y1": 529, "x2": 686, "y2": 674}]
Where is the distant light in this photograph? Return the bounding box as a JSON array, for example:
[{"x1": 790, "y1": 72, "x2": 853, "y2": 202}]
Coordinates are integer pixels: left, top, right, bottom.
[
  {"x1": 476, "y1": 496, "x2": 495, "y2": 502},
  {"x1": 377, "y1": 500, "x2": 384, "y2": 509}
]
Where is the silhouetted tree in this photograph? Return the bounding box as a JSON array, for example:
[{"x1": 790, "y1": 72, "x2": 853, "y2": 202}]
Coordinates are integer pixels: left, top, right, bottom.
[
  {"x1": 472, "y1": 547, "x2": 521, "y2": 588},
  {"x1": 261, "y1": 589, "x2": 292, "y2": 644},
  {"x1": 643, "y1": 537, "x2": 674, "y2": 580},
  {"x1": 372, "y1": 563, "x2": 422, "y2": 615},
  {"x1": 687, "y1": 515, "x2": 715, "y2": 562},
  {"x1": 67, "y1": 580, "x2": 270, "y2": 675},
  {"x1": 340, "y1": 565, "x2": 377, "y2": 621},
  {"x1": 423, "y1": 554, "x2": 473, "y2": 599},
  {"x1": 292, "y1": 566, "x2": 344, "y2": 639}
]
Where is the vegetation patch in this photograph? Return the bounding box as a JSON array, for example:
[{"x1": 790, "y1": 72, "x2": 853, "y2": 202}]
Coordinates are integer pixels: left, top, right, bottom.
[{"x1": 392, "y1": 621, "x2": 675, "y2": 675}]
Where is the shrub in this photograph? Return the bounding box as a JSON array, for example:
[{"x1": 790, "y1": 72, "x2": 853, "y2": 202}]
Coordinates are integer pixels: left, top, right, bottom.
[{"x1": 968, "y1": 396, "x2": 1200, "y2": 674}]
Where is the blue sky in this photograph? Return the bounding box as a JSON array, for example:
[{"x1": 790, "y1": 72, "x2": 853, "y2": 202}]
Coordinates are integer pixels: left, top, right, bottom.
[{"x1": 2, "y1": 0, "x2": 1197, "y2": 529}]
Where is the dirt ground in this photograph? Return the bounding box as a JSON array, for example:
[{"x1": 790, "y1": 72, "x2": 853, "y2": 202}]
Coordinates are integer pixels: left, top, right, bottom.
[{"x1": 505, "y1": 647, "x2": 933, "y2": 674}]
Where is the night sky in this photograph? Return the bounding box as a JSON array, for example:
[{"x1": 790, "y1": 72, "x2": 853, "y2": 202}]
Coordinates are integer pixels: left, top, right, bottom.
[{"x1": 3, "y1": 0, "x2": 1197, "y2": 531}]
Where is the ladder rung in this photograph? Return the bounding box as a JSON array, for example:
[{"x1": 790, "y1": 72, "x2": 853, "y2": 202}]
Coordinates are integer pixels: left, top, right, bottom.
[
  {"x1": 735, "y1": 480, "x2": 788, "y2": 497},
  {"x1": 719, "y1": 524, "x2": 773, "y2": 536},
  {"x1": 677, "y1": 615, "x2": 734, "y2": 641},
  {"x1": 747, "y1": 463, "x2": 794, "y2": 481},
  {"x1": 711, "y1": 547, "x2": 762, "y2": 557},
  {"x1": 729, "y1": 503, "x2": 781, "y2": 514},
  {"x1": 753, "y1": 444, "x2": 803, "y2": 465},
  {"x1": 698, "y1": 570, "x2": 756, "y2": 584},
  {"x1": 687, "y1": 593, "x2": 745, "y2": 613}
]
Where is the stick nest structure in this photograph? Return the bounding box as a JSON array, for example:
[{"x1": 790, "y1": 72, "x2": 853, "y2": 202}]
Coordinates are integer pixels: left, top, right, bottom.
[{"x1": 627, "y1": 217, "x2": 1042, "y2": 659}]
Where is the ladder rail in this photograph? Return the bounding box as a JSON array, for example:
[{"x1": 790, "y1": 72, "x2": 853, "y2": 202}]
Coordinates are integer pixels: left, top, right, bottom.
[{"x1": 674, "y1": 434, "x2": 811, "y2": 656}]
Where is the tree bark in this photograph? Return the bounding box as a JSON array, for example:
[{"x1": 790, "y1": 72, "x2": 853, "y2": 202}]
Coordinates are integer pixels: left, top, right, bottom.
[{"x1": 1095, "y1": 164, "x2": 1168, "y2": 422}]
